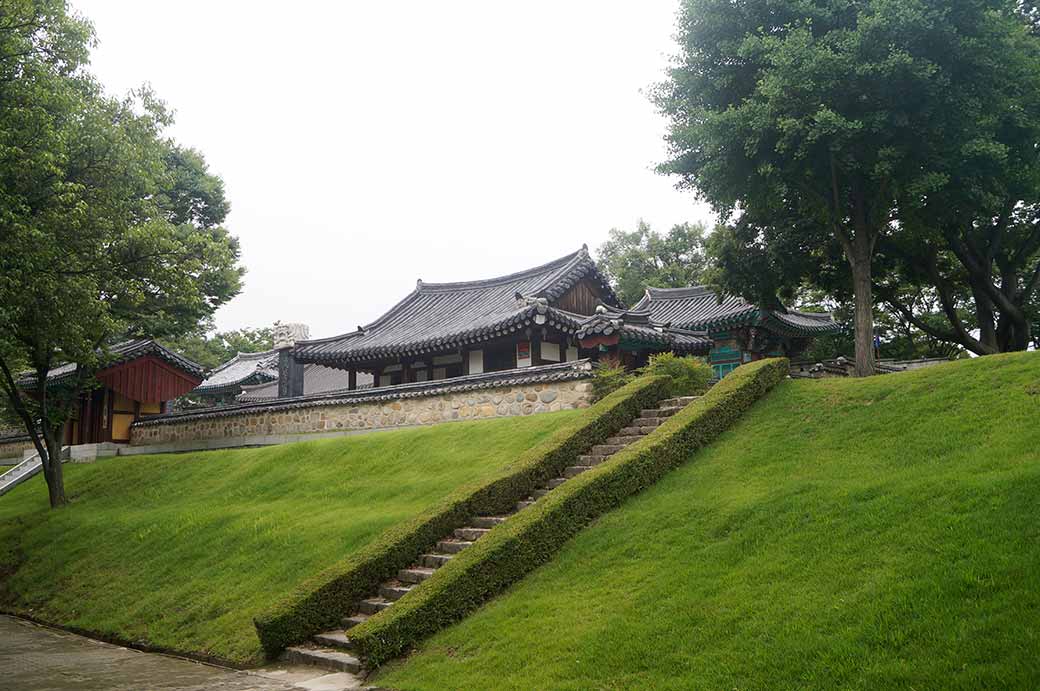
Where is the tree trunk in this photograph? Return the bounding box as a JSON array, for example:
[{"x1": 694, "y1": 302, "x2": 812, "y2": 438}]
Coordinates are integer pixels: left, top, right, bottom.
[
  {"x1": 40, "y1": 421, "x2": 66, "y2": 508},
  {"x1": 847, "y1": 237, "x2": 877, "y2": 377}
]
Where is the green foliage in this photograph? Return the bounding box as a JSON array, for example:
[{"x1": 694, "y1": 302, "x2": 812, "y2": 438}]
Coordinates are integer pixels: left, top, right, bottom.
[
  {"x1": 253, "y1": 375, "x2": 671, "y2": 658},
  {"x1": 640, "y1": 353, "x2": 712, "y2": 397},
  {"x1": 657, "y1": 0, "x2": 1040, "y2": 370},
  {"x1": 164, "y1": 326, "x2": 274, "y2": 371},
  {"x1": 0, "y1": 411, "x2": 578, "y2": 665},
  {"x1": 376, "y1": 352, "x2": 1040, "y2": 691},
  {"x1": 349, "y1": 359, "x2": 788, "y2": 667},
  {"x1": 0, "y1": 1, "x2": 243, "y2": 504},
  {"x1": 590, "y1": 360, "x2": 634, "y2": 402},
  {"x1": 596, "y1": 220, "x2": 709, "y2": 306}
]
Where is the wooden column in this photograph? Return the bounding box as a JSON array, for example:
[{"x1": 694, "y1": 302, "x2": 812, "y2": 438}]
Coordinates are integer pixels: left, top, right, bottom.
[{"x1": 348, "y1": 369, "x2": 357, "y2": 391}]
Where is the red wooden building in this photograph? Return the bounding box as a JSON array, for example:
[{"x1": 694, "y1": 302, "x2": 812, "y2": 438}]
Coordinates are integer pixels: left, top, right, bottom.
[{"x1": 20, "y1": 340, "x2": 204, "y2": 445}]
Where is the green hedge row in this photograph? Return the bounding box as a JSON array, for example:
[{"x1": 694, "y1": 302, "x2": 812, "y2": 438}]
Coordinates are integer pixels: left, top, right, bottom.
[
  {"x1": 347, "y1": 357, "x2": 790, "y2": 666},
  {"x1": 253, "y1": 373, "x2": 672, "y2": 657}
]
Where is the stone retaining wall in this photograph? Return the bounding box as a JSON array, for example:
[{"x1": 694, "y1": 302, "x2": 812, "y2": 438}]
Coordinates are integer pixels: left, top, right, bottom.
[
  {"x1": 0, "y1": 436, "x2": 34, "y2": 460},
  {"x1": 130, "y1": 379, "x2": 593, "y2": 447}
]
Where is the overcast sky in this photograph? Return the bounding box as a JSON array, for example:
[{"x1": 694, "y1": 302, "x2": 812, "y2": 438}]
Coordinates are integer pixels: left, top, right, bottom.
[{"x1": 74, "y1": 1, "x2": 713, "y2": 338}]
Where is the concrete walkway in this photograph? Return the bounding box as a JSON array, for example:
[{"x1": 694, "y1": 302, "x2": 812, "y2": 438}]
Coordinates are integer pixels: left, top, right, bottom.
[{"x1": 0, "y1": 615, "x2": 365, "y2": 691}]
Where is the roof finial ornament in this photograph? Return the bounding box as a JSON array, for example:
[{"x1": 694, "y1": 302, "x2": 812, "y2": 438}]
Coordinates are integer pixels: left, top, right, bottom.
[
  {"x1": 273, "y1": 323, "x2": 310, "y2": 350},
  {"x1": 416, "y1": 278, "x2": 424, "y2": 289},
  {"x1": 595, "y1": 304, "x2": 608, "y2": 314}
]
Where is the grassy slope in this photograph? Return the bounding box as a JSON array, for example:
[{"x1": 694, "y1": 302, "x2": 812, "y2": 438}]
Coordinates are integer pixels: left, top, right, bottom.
[
  {"x1": 0, "y1": 410, "x2": 579, "y2": 665},
  {"x1": 377, "y1": 352, "x2": 1040, "y2": 690}
]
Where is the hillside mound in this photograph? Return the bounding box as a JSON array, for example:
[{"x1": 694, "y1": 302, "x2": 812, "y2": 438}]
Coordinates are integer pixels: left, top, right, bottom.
[
  {"x1": 0, "y1": 410, "x2": 578, "y2": 665},
  {"x1": 376, "y1": 352, "x2": 1040, "y2": 690}
]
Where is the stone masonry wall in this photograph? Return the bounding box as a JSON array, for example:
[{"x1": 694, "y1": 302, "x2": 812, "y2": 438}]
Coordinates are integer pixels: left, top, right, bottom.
[
  {"x1": 0, "y1": 437, "x2": 35, "y2": 460},
  {"x1": 130, "y1": 379, "x2": 593, "y2": 447}
]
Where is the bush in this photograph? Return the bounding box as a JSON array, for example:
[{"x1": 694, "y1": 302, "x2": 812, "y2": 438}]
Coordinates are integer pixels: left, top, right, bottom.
[
  {"x1": 640, "y1": 352, "x2": 712, "y2": 397},
  {"x1": 253, "y1": 373, "x2": 671, "y2": 657},
  {"x1": 590, "y1": 356, "x2": 634, "y2": 401},
  {"x1": 347, "y1": 358, "x2": 790, "y2": 667}
]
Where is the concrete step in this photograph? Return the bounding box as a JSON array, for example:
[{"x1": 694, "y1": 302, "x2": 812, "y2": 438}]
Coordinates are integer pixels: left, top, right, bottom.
[
  {"x1": 379, "y1": 583, "x2": 413, "y2": 601},
  {"x1": 532, "y1": 488, "x2": 550, "y2": 499},
  {"x1": 358, "y1": 597, "x2": 393, "y2": 615},
  {"x1": 454, "y1": 526, "x2": 490, "y2": 541},
  {"x1": 591, "y1": 444, "x2": 625, "y2": 456},
  {"x1": 342, "y1": 613, "x2": 369, "y2": 629},
  {"x1": 630, "y1": 417, "x2": 664, "y2": 428},
  {"x1": 605, "y1": 435, "x2": 642, "y2": 446},
  {"x1": 619, "y1": 426, "x2": 656, "y2": 436},
  {"x1": 578, "y1": 454, "x2": 608, "y2": 466},
  {"x1": 398, "y1": 566, "x2": 437, "y2": 584},
  {"x1": 516, "y1": 499, "x2": 535, "y2": 511},
  {"x1": 435, "y1": 539, "x2": 473, "y2": 554},
  {"x1": 313, "y1": 629, "x2": 353, "y2": 649},
  {"x1": 659, "y1": 396, "x2": 700, "y2": 408},
  {"x1": 564, "y1": 465, "x2": 590, "y2": 478},
  {"x1": 421, "y1": 552, "x2": 453, "y2": 568},
  {"x1": 470, "y1": 515, "x2": 508, "y2": 529},
  {"x1": 284, "y1": 646, "x2": 362, "y2": 674},
  {"x1": 546, "y1": 477, "x2": 568, "y2": 489}
]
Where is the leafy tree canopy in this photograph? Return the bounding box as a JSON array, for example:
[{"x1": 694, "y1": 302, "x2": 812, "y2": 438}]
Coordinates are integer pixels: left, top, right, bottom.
[
  {"x1": 596, "y1": 221, "x2": 709, "y2": 306},
  {"x1": 0, "y1": 0, "x2": 244, "y2": 506},
  {"x1": 164, "y1": 325, "x2": 273, "y2": 371},
  {"x1": 656, "y1": 0, "x2": 1040, "y2": 374}
]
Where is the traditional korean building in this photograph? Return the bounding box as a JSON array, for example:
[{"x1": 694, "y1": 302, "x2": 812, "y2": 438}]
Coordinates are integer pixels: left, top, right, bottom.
[
  {"x1": 191, "y1": 350, "x2": 280, "y2": 406},
  {"x1": 631, "y1": 286, "x2": 841, "y2": 378},
  {"x1": 284, "y1": 247, "x2": 840, "y2": 389},
  {"x1": 17, "y1": 339, "x2": 204, "y2": 445}
]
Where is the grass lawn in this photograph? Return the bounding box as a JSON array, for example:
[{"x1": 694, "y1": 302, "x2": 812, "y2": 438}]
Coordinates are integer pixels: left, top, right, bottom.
[
  {"x1": 0, "y1": 410, "x2": 579, "y2": 666},
  {"x1": 375, "y1": 351, "x2": 1040, "y2": 690}
]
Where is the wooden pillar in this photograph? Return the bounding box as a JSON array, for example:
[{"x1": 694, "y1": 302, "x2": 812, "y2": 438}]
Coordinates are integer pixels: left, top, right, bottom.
[
  {"x1": 348, "y1": 369, "x2": 357, "y2": 391},
  {"x1": 531, "y1": 332, "x2": 542, "y2": 367}
]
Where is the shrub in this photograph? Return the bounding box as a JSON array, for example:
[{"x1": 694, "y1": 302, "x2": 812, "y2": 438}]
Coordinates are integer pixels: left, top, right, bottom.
[
  {"x1": 347, "y1": 358, "x2": 790, "y2": 667},
  {"x1": 640, "y1": 352, "x2": 712, "y2": 397},
  {"x1": 590, "y1": 357, "x2": 634, "y2": 401},
  {"x1": 253, "y1": 373, "x2": 671, "y2": 657}
]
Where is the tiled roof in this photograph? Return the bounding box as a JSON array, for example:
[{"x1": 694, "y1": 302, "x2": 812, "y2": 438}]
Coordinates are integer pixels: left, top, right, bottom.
[
  {"x1": 17, "y1": 339, "x2": 205, "y2": 386},
  {"x1": 632, "y1": 287, "x2": 840, "y2": 336},
  {"x1": 294, "y1": 248, "x2": 620, "y2": 364},
  {"x1": 134, "y1": 360, "x2": 595, "y2": 427},
  {"x1": 571, "y1": 307, "x2": 711, "y2": 353},
  {"x1": 235, "y1": 364, "x2": 375, "y2": 403},
  {"x1": 194, "y1": 350, "x2": 279, "y2": 393}
]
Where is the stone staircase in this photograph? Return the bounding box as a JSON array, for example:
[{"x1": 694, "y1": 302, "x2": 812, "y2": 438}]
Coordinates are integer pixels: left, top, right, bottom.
[
  {"x1": 0, "y1": 447, "x2": 68, "y2": 497},
  {"x1": 282, "y1": 395, "x2": 701, "y2": 680}
]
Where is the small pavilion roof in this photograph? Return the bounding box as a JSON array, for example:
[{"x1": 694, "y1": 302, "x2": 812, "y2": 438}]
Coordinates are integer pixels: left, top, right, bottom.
[
  {"x1": 632, "y1": 286, "x2": 840, "y2": 337},
  {"x1": 294, "y1": 247, "x2": 621, "y2": 365},
  {"x1": 17, "y1": 339, "x2": 205, "y2": 387},
  {"x1": 194, "y1": 350, "x2": 279, "y2": 393},
  {"x1": 571, "y1": 306, "x2": 711, "y2": 353}
]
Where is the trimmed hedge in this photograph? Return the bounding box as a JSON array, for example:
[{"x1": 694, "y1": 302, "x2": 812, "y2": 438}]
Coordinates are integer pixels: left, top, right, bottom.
[
  {"x1": 253, "y1": 374, "x2": 672, "y2": 657},
  {"x1": 347, "y1": 357, "x2": 790, "y2": 666}
]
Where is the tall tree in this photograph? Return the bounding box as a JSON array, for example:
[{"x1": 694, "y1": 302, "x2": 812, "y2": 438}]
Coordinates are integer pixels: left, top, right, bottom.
[
  {"x1": 0, "y1": 1, "x2": 243, "y2": 507},
  {"x1": 596, "y1": 221, "x2": 709, "y2": 305},
  {"x1": 656, "y1": 0, "x2": 1038, "y2": 375}
]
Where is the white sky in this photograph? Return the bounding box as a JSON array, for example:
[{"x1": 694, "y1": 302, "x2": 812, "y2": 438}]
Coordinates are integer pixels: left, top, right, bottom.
[{"x1": 74, "y1": 1, "x2": 713, "y2": 338}]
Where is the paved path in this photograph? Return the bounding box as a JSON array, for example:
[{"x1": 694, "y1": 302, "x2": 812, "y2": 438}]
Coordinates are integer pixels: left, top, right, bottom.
[{"x1": 0, "y1": 615, "x2": 364, "y2": 691}]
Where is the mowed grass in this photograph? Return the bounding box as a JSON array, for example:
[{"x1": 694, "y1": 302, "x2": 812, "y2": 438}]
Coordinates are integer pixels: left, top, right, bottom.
[
  {"x1": 376, "y1": 351, "x2": 1040, "y2": 690},
  {"x1": 0, "y1": 410, "x2": 579, "y2": 665}
]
